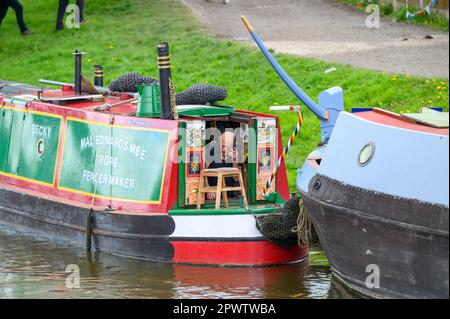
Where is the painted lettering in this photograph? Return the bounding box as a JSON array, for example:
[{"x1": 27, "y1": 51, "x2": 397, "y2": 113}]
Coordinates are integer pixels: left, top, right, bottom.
[
  {"x1": 91, "y1": 135, "x2": 145, "y2": 159},
  {"x1": 31, "y1": 124, "x2": 52, "y2": 139},
  {"x1": 98, "y1": 154, "x2": 119, "y2": 168},
  {"x1": 82, "y1": 170, "x2": 135, "y2": 190},
  {"x1": 80, "y1": 136, "x2": 94, "y2": 150}
]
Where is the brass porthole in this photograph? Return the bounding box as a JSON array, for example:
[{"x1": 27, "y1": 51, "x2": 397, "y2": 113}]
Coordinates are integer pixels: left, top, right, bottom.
[
  {"x1": 37, "y1": 138, "x2": 45, "y2": 158},
  {"x1": 358, "y1": 142, "x2": 375, "y2": 167}
]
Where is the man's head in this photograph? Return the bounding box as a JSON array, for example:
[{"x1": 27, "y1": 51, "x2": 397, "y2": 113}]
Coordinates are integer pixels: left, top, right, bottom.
[{"x1": 221, "y1": 131, "x2": 235, "y2": 159}]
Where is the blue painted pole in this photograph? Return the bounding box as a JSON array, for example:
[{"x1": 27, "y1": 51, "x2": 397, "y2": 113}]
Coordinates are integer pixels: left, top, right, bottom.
[{"x1": 241, "y1": 16, "x2": 329, "y2": 122}]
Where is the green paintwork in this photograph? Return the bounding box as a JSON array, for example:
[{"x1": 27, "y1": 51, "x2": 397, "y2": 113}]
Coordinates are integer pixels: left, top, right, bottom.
[
  {"x1": 168, "y1": 204, "x2": 280, "y2": 216},
  {"x1": 0, "y1": 108, "x2": 61, "y2": 184},
  {"x1": 177, "y1": 121, "x2": 187, "y2": 208},
  {"x1": 248, "y1": 119, "x2": 258, "y2": 203},
  {"x1": 176, "y1": 105, "x2": 233, "y2": 117},
  {"x1": 263, "y1": 191, "x2": 285, "y2": 204},
  {"x1": 0, "y1": 108, "x2": 13, "y2": 172},
  {"x1": 137, "y1": 83, "x2": 161, "y2": 118},
  {"x1": 4, "y1": 98, "x2": 29, "y2": 107},
  {"x1": 59, "y1": 119, "x2": 170, "y2": 202}
]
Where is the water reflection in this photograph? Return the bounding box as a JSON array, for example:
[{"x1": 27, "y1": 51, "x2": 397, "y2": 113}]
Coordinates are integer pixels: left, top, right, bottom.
[{"x1": 0, "y1": 224, "x2": 354, "y2": 299}]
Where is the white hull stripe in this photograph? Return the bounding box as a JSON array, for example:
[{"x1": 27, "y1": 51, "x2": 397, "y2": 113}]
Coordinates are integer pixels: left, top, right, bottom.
[{"x1": 170, "y1": 214, "x2": 264, "y2": 239}]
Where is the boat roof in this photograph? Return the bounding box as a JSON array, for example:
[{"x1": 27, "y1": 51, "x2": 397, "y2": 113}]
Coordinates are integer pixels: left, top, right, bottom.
[
  {"x1": 354, "y1": 108, "x2": 449, "y2": 136},
  {"x1": 0, "y1": 80, "x2": 238, "y2": 119}
]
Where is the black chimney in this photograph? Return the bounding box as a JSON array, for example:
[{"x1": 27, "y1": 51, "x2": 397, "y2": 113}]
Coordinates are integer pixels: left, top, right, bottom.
[
  {"x1": 94, "y1": 65, "x2": 104, "y2": 87},
  {"x1": 157, "y1": 42, "x2": 173, "y2": 120},
  {"x1": 74, "y1": 50, "x2": 82, "y2": 95}
]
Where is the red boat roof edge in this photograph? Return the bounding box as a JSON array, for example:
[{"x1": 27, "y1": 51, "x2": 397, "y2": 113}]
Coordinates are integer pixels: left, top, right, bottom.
[{"x1": 354, "y1": 108, "x2": 449, "y2": 136}]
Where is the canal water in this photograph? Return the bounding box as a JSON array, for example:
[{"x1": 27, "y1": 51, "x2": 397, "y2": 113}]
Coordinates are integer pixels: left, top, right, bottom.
[{"x1": 0, "y1": 224, "x2": 357, "y2": 299}]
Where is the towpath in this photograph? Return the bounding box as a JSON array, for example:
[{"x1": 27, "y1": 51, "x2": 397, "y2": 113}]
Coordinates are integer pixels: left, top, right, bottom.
[{"x1": 181, "y1": 0, "x2": 449, "y2": 78}]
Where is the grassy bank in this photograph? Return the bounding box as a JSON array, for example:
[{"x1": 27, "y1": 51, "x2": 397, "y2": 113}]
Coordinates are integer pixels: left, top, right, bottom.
[
  {"x1": 0, "y1": 0, "x2": 448, "y2": 189},
  {"x1": 340, "y1": 0, "x2": 449, "y2": 31}
]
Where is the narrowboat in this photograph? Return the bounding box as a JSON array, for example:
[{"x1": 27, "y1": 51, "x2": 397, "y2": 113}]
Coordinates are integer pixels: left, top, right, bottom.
[
  {"x1": 297, "y1": 108, "x2": 449, "y2": 299},
  {"x1": 241, "y1": 16, "x2": 449, "y2": 298},
  {"x1": 0, "y1": 43, "x2": 307, "y2": 266}
]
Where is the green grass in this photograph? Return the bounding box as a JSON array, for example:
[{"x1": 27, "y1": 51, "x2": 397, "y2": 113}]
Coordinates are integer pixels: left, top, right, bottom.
[
  {"x1": 340, "y1": 0, "x2": 449, "y2": 31},
  {"x1": 308, "y1": 250, "x2": 330, "y2": 267},
  {"x1": 0, "y1": 0, "x2": 448, "y2": 190}
]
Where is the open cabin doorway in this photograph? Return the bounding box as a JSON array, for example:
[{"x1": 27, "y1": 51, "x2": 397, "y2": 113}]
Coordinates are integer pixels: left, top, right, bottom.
[{"x1": 177, "y1": 112, "x2": 279, "y2": 210}]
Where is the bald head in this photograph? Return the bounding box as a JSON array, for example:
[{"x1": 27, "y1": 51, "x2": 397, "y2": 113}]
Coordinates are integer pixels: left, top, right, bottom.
[{"x1": 221, "y1": 131, "x2": 236, "y2": 159}]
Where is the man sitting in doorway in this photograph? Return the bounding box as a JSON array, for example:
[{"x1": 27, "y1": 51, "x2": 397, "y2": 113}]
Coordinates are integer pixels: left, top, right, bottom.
[{"x1": 205, "y1": 131, "x2": 240, "y2": 200}]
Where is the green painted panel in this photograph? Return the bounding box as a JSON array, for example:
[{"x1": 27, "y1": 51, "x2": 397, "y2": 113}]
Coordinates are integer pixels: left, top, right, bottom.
[
  {"x1": 6, "y1": 110, "x2": 25, "y2": 175},
  {"x1": 0, "y1": 108, "x2": 61, "y2": 184},
  {"x1": 18, "y1": 112, "x2": 61, "y2": 183},
  {"x1": 177, "y1": 121, "x2": 187, "y2": 208},
  {"x1": 248, "y1": 120, "x2": 258, "y2": 203},
  {"x1": 59, "y1": 119, "x2": 170, "y2": 203},
  {"x1": 0, "y1": 108, "x2": 14, "y2": 171},
  {"x1": 168, "y1": 205, "x2": 278, "y2": 216},
  {"x1": 177, "y1": 105, "x2": 233, "y2": 117}
]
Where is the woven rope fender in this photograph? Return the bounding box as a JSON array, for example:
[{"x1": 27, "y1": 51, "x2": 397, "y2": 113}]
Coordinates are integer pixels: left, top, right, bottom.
[
  {"x1": 255, "y1": 197, "x2": 318, "y2": 248},
  {"x1": 108, "y1": 74, "x2": 228, "y2": 105},
  {"x1": 176, "y1": 83, "x2": 228, "y2": 105},
  {"x1": 108, "y1": 72, "x2": 157, "y2": 92},
  {"x1": 255, "y1": 196, "x2": 303, "y2": 248}
]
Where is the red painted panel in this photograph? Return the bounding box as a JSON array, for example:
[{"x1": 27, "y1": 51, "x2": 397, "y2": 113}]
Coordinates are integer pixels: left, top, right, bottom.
[{"x1": 172, "y1": 240, "x2": 308, "y2": 266}]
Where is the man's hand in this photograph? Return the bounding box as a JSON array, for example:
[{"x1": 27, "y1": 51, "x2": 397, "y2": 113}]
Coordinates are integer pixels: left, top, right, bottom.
[
  {"x1": 228, "y1": 147, "x2": 239, "y2": 167},
  {"x1": 207, "y1": 193, "x2": 216, "y2": 200}
]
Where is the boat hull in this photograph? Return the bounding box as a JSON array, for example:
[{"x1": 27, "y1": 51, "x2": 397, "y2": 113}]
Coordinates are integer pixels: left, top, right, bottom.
[
  {"x1": 300, "y1": 174, "x2": 449, "y2": 299},
  {"x1": 0, "y1": 186, "x2": 307, "y2": 266}
]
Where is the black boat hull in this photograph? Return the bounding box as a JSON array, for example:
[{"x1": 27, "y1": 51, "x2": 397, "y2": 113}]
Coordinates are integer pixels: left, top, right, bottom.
[
  {"x1": 0, "y1": 187, "x2": 177, "y2": 262},
  {"x1": 0, "y1": 186, "x2": 308, "y2": 266},
  {"x1": 301, "y1": 175, "x2": 449, "y2": 299}
]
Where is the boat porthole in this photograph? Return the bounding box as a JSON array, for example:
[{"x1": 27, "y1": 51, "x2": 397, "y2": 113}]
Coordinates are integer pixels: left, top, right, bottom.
[
  {"x1": 358, "y1": 142, "x2": 375, "y2": 167},
  {"x1": 37, "y1": 138, "x2": 45, "y2": 158},
  {"x1": 313, "y1": 179, "x2": 321, "y2": 190}
]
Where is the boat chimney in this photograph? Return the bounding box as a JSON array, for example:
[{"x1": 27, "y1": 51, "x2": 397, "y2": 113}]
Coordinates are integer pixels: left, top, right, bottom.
[
  {"x1": 94, "y1": 65, "x2": 104, "y2": 87},
  {"x1": 74, "y1": 50, "x2": 83, "y2": 95},
  {"x1": 157, "y1": 42, "x2": 174, "y2": 120}
]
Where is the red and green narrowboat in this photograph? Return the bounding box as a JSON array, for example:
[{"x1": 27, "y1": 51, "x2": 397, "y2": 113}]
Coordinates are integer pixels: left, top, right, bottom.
[{"x1": 0, "y1": 43, "x2": 307, "y2": 266}]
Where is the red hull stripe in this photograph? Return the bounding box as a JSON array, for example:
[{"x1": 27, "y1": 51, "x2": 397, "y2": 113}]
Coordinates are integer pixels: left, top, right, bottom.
[{"x1": 171, "y1": 240, "x2": 308, "y2": 266}]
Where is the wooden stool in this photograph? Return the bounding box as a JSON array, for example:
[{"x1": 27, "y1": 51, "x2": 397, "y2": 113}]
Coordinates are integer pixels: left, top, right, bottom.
[{"x1": 196, "y1": 167, "x2": 248, "y2": 209}]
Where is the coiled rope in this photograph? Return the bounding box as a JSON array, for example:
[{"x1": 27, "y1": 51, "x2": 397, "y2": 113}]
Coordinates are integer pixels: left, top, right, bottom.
[{"x1": 292, "y1": 198, "x2": 318, "y2": 247}]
